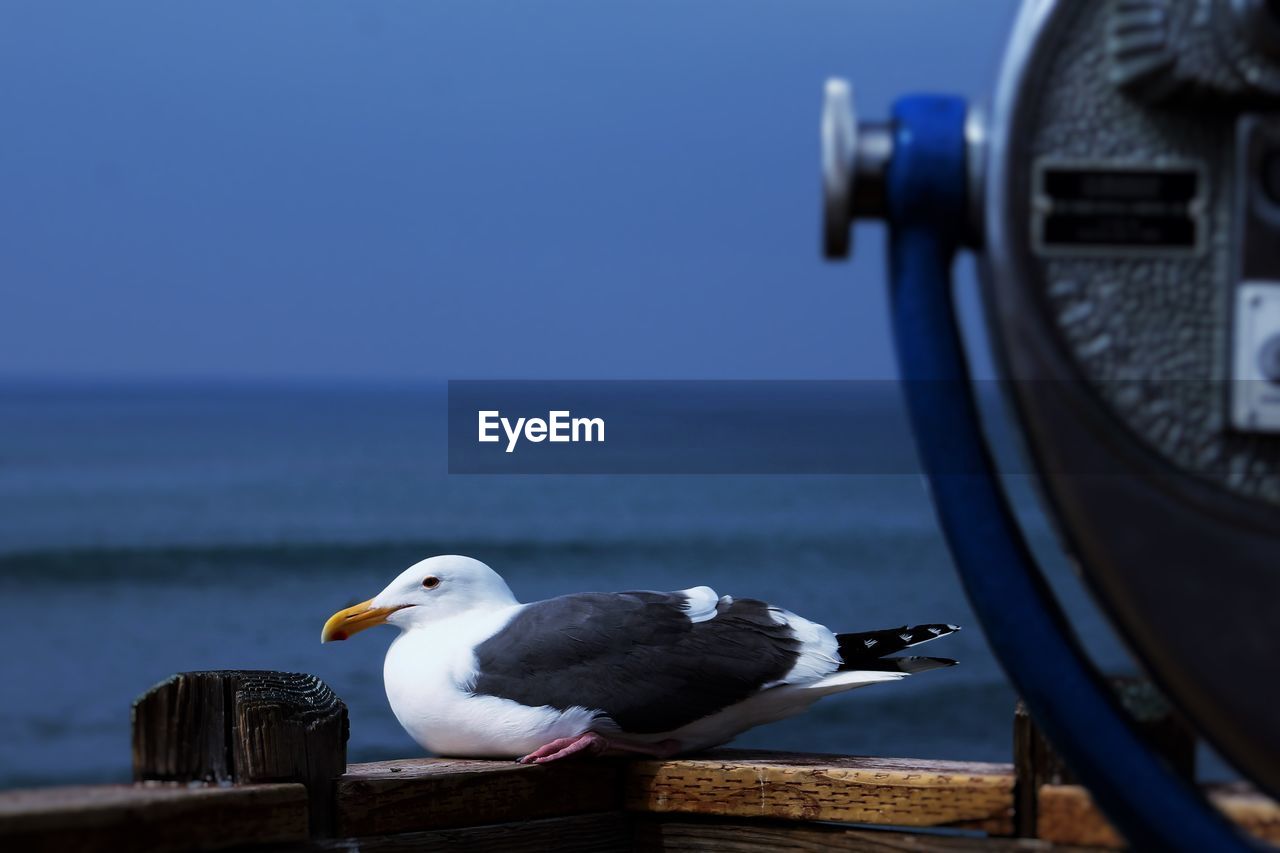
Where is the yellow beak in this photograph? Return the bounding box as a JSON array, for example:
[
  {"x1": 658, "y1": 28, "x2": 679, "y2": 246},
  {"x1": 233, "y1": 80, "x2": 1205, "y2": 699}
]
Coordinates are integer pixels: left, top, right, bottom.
[{"x1": 321, "y1": 599, "x2": 406, "y2": 643}]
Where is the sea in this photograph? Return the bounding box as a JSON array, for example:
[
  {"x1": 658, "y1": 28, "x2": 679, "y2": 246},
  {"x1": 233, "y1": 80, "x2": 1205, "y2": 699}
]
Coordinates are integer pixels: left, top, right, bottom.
[{"x1": 0, "y1": 382, "x2": 1167, "y2": 789}]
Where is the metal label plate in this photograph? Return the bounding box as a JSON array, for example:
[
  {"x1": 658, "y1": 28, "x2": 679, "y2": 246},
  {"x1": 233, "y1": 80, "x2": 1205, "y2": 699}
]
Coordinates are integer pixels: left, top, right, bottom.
[{"x1": 1032, "y1": 160, "x2": 1206, "y2": 256}]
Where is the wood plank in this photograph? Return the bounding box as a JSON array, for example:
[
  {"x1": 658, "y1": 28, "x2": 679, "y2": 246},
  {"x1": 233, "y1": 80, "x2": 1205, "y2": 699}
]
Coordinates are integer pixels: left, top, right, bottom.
[
  {"x1": 1037, "y1": 783, "x2": 1280, "y2": 848},
  {"x1": 334, "y1": 757, "x2": 623, "y2": 836},
  {"x1": 0, "y1": 782, "x2": 307, "y2": 853},
  {"x1": 624, "y1": 750, "x2": 1015, "y2": 834},
  {"x1": 631, "y1": 816, "x2": 1096, "y2": 852},
  {"x1": 302, "y1": 812, "x2": 631, "y2": 852}
]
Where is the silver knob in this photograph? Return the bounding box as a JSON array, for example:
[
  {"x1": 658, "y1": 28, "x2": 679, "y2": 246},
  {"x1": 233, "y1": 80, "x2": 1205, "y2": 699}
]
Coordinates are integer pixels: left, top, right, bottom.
[
  {"x1": 822, "y1": 78, "x2": 858, "y2": 259},
  {"x1": 821, "y1": 78, "x2": 893, "y2": 260}
]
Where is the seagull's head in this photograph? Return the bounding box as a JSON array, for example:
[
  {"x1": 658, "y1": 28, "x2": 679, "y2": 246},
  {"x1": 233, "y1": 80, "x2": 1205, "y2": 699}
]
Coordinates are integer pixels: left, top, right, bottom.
[{"x1": 320, "y1": 555, "x2": 517, "y2": 643}]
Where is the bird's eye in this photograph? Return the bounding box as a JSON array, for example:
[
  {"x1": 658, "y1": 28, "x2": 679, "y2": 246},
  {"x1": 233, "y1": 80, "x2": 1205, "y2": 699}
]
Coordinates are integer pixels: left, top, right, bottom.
[{"x1": 422, "y1": 576, "x2": 441, "y2": 589}]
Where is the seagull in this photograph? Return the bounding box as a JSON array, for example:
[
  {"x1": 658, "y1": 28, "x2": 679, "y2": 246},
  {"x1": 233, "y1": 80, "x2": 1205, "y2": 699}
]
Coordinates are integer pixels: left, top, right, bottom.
[{"x1": 321, "y1": 555, "x2": 959, "y2": 764}]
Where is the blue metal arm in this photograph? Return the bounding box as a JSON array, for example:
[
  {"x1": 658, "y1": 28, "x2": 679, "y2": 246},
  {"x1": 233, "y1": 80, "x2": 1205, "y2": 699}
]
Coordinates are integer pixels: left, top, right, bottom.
[{"x1": 884, "y1": 94, "x2": 1256, "y2": 852}]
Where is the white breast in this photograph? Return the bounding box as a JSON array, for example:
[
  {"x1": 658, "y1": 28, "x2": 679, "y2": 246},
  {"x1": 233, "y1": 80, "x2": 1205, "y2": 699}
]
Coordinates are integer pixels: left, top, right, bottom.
[{"x1": 382, "y1": 606, "x2": 600, "y2": 757}]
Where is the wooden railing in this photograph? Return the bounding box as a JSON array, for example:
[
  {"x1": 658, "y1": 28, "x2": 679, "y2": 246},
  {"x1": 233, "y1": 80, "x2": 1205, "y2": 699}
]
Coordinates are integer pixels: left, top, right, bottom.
[{"x1": 0, "y1": 671, "x2": 1275, "y2": 851}]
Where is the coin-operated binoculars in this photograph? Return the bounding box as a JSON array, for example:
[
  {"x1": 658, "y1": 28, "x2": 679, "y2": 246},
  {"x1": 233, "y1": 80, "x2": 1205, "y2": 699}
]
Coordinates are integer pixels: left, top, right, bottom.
[{"x1": 823, "y1": 2, "x2": 1280, "y2": 849}]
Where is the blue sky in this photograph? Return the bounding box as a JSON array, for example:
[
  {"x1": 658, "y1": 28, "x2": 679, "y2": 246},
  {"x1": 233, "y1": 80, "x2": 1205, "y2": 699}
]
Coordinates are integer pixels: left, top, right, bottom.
[{"x1": 0, "y1": 1, "x2": 1018, "y2": 381}]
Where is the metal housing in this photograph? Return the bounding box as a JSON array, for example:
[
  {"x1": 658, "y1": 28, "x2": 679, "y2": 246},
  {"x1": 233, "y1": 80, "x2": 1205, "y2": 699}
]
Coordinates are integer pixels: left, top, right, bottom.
[{"x1": 982, "y1": 0, "x2": 1280, "y2": 796}]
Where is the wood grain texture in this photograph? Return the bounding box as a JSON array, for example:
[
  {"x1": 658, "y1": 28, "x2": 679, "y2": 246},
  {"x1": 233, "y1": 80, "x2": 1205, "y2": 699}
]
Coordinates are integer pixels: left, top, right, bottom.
[
  {"x1": 625, "y1": 750, "x2": 1015, "y2": 834},
  {"x1": 132, "y1": 670, "x2": 347, "y2": 835},
  {"x1": 1037, "y1": 783, "x2": 1280, "y2": 848},
  {"x1": 0, "y1": 782, "x2": 307, "y2": 853},
  {"x1": 301, "y1": 812, "x2": 631, "y2": 852},
  {"x1": 631, "y1": 816, "x2": 1095, "y2": 852},
  {"x1": 335, "y1": 756, "x2": 623, "y2": 837}
]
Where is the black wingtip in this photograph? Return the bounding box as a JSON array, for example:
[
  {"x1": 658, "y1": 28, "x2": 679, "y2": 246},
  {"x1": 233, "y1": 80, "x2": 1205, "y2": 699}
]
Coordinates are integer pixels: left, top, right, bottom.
[
  {"x1": 890, "y1": 655, "x2": 958, "y2": 674},
  {"x1": 835, "y1": 623, "x2": 961, "y2": 670}
]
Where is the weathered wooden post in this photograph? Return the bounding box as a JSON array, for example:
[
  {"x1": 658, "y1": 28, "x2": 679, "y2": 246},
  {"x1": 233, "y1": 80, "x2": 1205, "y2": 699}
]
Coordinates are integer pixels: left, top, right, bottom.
[
  {"x1": 1014, "y1": 677, "x2": 1196, "y2": 838},
  {"x1": 132, "y1": 671, "x2": 348, "y2": 836}
]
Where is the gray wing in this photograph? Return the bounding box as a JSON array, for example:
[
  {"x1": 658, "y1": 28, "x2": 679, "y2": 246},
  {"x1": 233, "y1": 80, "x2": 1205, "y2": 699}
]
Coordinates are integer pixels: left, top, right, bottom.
[{"x1": 470, "y1": 590, "x2": 801, "y2": 734}]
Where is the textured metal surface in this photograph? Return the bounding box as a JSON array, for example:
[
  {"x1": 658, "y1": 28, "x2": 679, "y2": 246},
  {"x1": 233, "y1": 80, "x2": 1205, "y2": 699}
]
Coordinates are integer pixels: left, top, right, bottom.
[
  {"x1": 1034, "y1": 1, "x2": 1280, "y2": 501},
  {"x1": 1109, "y1": 0, "x2": 1280, "y2": 101},
  {"x1": 983, "y1": 0, "x2": 1280, "y2": 801}
]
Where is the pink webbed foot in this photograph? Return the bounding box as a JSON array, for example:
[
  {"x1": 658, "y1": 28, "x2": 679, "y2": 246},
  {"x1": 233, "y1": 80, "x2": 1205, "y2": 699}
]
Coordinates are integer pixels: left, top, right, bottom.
[
  {"x1": 516, "y1": 732, "x2": 608, "y2": 764},
  {"x1": 516, "y1": 732, "x2": 682, "y2": 764}
]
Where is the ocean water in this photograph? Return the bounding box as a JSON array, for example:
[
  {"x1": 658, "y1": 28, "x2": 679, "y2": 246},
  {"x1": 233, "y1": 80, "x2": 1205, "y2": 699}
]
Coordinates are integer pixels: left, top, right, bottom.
[{"x1": 0, "y1": 383, "x2": 1139, "y2": 789}]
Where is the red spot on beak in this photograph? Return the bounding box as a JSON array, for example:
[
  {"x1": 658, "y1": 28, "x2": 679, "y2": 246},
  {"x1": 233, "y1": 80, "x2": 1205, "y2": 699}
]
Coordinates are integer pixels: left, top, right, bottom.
[{"x1": 330, "y1": 631, "x2": 348, "y2": 642}]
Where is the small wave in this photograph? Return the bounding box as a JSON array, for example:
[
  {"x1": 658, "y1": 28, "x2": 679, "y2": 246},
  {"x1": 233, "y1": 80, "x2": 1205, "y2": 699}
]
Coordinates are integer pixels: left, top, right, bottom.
[{"x1": 0, "y1": 529, "x2": 945, "y2": 584}]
